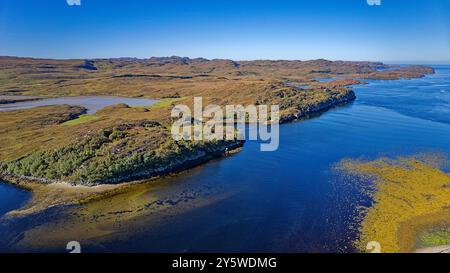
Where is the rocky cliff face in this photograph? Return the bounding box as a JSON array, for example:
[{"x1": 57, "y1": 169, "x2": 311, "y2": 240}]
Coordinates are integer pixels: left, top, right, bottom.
[{"x1": 280, "y1": 90, "x2": 356, "y2": 123}]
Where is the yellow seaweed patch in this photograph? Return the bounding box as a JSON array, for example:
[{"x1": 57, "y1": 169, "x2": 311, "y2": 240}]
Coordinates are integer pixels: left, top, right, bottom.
[{"x1": 336, "y1": 153, "x2": 450, "y2": 253}]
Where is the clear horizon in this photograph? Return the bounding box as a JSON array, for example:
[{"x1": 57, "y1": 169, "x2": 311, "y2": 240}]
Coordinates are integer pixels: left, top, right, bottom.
[
  {"x1": 1, "y1": 0, "x2": 449, "y2": 63},
  {"x1": 2, "y1": 55, "x2": 450, "y2": 66}
]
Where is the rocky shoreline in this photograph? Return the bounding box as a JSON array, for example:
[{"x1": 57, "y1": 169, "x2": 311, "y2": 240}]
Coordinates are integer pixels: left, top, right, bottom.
[
  {"x1": 0, "y1": 140, "x2": 244, "y2": 187},
  {"x1": 280, "y1": 90, "x2": 356, "y2": 123},
  {"x1": 84, "y1": 140, "x2": 245, "y2": 184}
]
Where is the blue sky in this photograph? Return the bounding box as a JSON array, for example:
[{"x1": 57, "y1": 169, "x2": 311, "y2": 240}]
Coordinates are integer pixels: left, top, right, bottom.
[{"x1": 0, "y1": 0, "x2": 449, "y2": 63}]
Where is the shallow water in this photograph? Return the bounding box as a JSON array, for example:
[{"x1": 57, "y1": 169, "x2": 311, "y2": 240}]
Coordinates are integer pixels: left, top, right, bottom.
[
  {"x1": 0, "y1": 66, "x2": 449, "y2": 252},
  {"x1": 0, "y1": 96, "x2": 158, "y2": 114}
]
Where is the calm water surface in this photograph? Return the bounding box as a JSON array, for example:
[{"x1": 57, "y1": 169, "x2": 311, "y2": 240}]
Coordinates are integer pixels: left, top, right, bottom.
[
  {"x1": 0, "y1": 66, "x2": 449, "y2": 252},
  {"x1": 0, "y1": 96, "x2": 158, "y2": 114},
  {"x1": 0, "y1": 183, "x2": 30, "y2": 217}
]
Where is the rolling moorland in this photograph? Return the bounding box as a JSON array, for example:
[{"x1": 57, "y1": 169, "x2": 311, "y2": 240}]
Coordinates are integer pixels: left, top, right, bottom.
[{"x1": 0, "y1": 56, "x2": 434, "y2": 186}]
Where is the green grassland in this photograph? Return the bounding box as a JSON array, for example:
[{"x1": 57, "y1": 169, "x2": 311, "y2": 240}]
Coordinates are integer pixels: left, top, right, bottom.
[
  {"x1": 420, "y1": 230, "x2": 450, "y2": 247},
  {"x1": 63, "y1": 114, "x2": 100, "y2": 126}
]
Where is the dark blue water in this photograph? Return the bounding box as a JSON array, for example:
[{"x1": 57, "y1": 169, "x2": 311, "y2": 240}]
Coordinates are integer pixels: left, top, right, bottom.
[
  {"x1": 356, "y1": 65, "x2": 450, "y2": 125},
  {"x1": 0, "y1": 66, "x2": 449, "y2": 252},
  {"x1": 0, "y1": 183, "x2": 31, "y2": 217}
]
